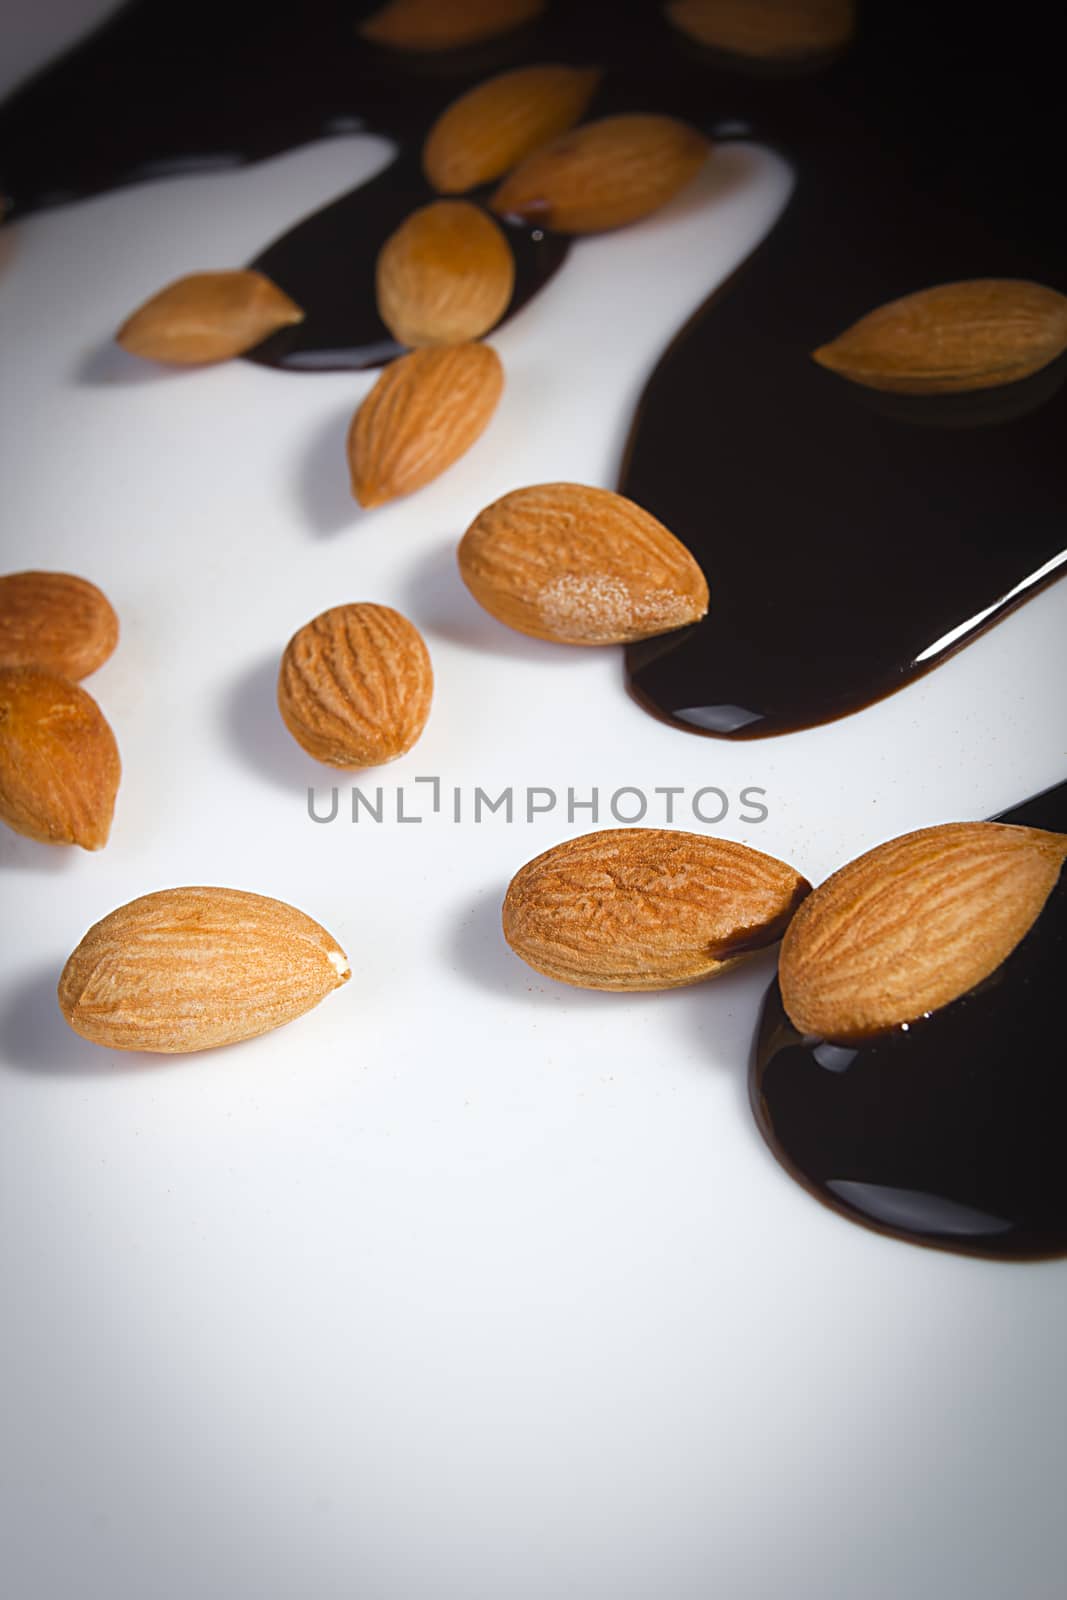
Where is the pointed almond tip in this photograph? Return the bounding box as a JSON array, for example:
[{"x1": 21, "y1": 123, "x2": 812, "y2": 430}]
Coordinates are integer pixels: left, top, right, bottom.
[
  {"x1": 327, "y1": 949, "x2": 351, "y2": 985},
  {"x1": 1023, "y1": 825, "x2": 1067, "y2": 868},
  {"x1": 489, "y1": 187, "x2": 548, "y2": 224},
  {"x1": 353, "y1": 479, "x2": 389, "y2": 510}
]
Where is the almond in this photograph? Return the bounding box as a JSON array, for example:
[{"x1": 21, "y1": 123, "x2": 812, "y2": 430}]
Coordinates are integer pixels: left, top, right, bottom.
[
  {"x1": 278, "y1": 603, "x2": 432, "y2": 767},
  {"x1": 489, "y1": 113, "x2": 709, "y2": 233},
  {"x1": 423, "y1": 65, "x2": 602, "y2": 194},
  {"x1": 665, "y1": 0, "x2": 855, "y2": 60},
  {"x1": 0, "y1": 570, "x2": 118, "y2": 679},
  {"x1": 376, "y1": 201, "x2": 515, "y2": 347},
  {"x1": 358, "y1": 0, "x2": 545, "y2": 51},
  {"x1": 58, "y1": 887, "x2": 350, "y2": 1053},
  {"x1": 348, "y1": 342, "x2": 504, "y2": 508},
  {"x1": 0, "y1": 666, "x2": 120, "y2": 849},
  {"x1": 779, "y1": 821, "x2": 1067, "y2": 1042},
  {"x1": 504, "y1": 828, "x2": 811, "y2": 990},
  {"x1": 457, "y1": 482, "x2": 709, "y2": 645},
  {"x1": 812, "y1": 279, "x2": 1067, "y2": 394},
  {"x1": 116, "y1": 270, "x2": 304, "y2": 365}
]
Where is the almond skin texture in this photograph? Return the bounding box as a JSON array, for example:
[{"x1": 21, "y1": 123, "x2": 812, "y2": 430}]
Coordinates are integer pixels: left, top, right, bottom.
[
  {"x1": 504, "y1": 828, "x2": 811, "y2": 991},
  {"x1": 779, "y1": 822, "x2": 1067, "y2": 1042},
  {"x1": 423, "y1": 65, "x2": 603, "y2": 194},
  {"x1": 665, "y1": 0, "x2": 855, "y2": 60},
  {"x1": 458, "y1": 482, "x2": 709, "y2": 645},
  {"x1": 376, "y1": 201, "x2": 515, "y2": 347},
  {"x1": 116, "y1": 270, "x2": 304, "y2": 365},
  {"x1": 812, "y1": 279, "x2": 1067, "y2": 394},
  {"x1": 58, "y1": 888, "x2": 350, "y2": 1053},
  {"x1": 278, "y1": 603, "x2": 432, "y2": 768},
  {"x1": 0, "y1": 666, "x2": 120, "y2": 849},
  {"x1": 359, "y1": 0, "x2": 544, "y2": 51},
  {"x1": 489, "y1": 113, "x2": 709, "y2": 233},
  {"x1": 0, "y1": 570, "x2": 118, "y2": 679},
  {"x1": 348, "y1": 342, "x2": 504, "y2": 508}
]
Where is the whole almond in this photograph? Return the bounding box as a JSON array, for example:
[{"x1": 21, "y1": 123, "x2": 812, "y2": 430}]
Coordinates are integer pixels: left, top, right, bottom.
[
  {"x1": 278, "y1": 603, "x2": 432, "y2": 767},
  {"x1": 812, "y1": 279, "x2": 1067, "y2": 394},
  {"x1": 359, "y1": 0, "x2": 544, "y2": 51},
  {"x1": 779, "y1": 821, "x2": 1067, "y2": 1042},
  {"x1": 0, "y1": 666, "x2": 120, "y2": 849},
  {"x1": 0, "y1": 570, "x2": 118, "y2": 679},
  {"x1": 489, "y1": 113, "x2": 709, "y2": 233},
  {"x1": 665, "y1": 0, "x2": 855, "y2": 60},
  {"x1": 504, "y1": 828, "x2": 811, "y2": 990},
  {"x1": 116, "y1": 270, "x2": 304, "y2": 365},
  {"x1": 457, "y1": 482, "x2": 709, "y2": 645},
  {"x1": 348, "y1": 342, "x2": 504, "y2": 508},
  {"x1": 376, "y1": 201, "x2": 515, "y2": 347},
  {"x1": 58, "y1": 887, "x2": 350, "y2": 1053},
  {"x1": 423, "y1": 65, "x2": 602, "y2": 194}
]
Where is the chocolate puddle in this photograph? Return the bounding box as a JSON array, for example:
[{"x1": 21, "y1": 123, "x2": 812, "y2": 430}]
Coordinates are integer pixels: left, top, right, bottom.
[
  {"x1": 246, "y1": 147, "x2": 571, "y2": 372},
  {"x1": 751, "y1": 781, "x2": 1067, "y2": 1261},
  {"x1": 1, "y1": 1, "x2": 1062, "y2": 735}
]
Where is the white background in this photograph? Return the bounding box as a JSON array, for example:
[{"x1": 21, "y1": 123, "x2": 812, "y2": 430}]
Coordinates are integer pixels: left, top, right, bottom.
[{"x1": 2, "y1": 5, "x2": 1066, "y2": 1597}]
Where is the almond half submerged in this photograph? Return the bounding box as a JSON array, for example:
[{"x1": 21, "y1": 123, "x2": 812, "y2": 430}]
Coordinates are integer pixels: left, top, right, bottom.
[
  {"x1": 117, "y1": 270, "x2": 304, "y2": 365},
  {"x1": 348, "y1": 342, "x2": 504, "y2": 508},
  {"x1": 504, "y1": 828, "x2": 811, "y2": 990},
  {"x1": 490, "y1": 113, "x2": 709, "y2": 233},
  {"x1": 278, "y1": 603, "x2": 433, "y2": 767},
  {"x1": 457, "y1": 481, "x2": 709, "y2": 645},
  {"x1": 779, "y1": 821, "x2": 1067, "y2": 1042},
  {"x1": 0, "y1": 665, "x2": 120, "y2": 849},
  {"x1": 0, "y1": 570, "x2": 118, "y2": 680},
  {"x1": 812, "y1": 279, "x2": 1067, "y2": 394},
  {"x1": 376, "y1": 200, "x2": 515, "y2": 347},
  {"x1": 665, "y1": 0, "x2": 855, "y2": 61},
  {"x1": 423, "y1": 65, "x2": 602, "y2": 194},
  {"x1": 58, "y1": 887, "x2": 350, "y2": 1053},
  {"x1": 359, "y1": 0, "x2": 545, "y2": 51}
]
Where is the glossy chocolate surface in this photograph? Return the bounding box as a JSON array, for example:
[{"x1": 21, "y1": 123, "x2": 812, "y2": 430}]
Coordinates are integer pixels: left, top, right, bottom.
[
  {"x1": 752, "y1": 783, "x2": 1067, "y2": 1260},
  {"x1": 1, "y1": 1, "x2": 1062, "y2": 735}
]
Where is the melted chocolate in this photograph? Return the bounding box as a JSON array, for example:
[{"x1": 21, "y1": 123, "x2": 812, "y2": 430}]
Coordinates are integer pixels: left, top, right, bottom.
[
  {"x1": 752, "y1": 782, "x2": 1067, "y2": 1261},
  {"x1": 1, "y1": 2, "x2": 1062, "y2": 732},
  {"x1": 246, "y1": 149, "x2": 570, "y2": 372}
]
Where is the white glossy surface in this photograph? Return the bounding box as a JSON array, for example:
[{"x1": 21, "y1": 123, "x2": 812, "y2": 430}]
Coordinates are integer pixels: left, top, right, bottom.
[{"x1": 2, "y1": 11, "x2": 1066, "y2": 1599}]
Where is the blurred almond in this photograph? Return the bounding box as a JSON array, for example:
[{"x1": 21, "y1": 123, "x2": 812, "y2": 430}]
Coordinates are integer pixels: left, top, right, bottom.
[
  {"x1": 58, "y1": 887, "x2": 350, "y2": 1053},
  {"x1": 0, "y1": 570, "x2": 118, "y2": 679},
  {"x1": 376, "y1": 200, "x2": 515, "y2": 347},
  {"x1": 779, "y1": 822, "x2": 1067, "y2": 1042},
  {"x1": 458, "y1": 481, "x2": 709, "y2": 644},
  {"x1": 359, "y1": 0, "x2": 544, "y2": 50},
  {"x1": 504, "y1": 828, "x2": 811, "y2": 990},
  {"x1": 812, "y1": 279, "x2": 1067, "y2": 394},
  {"x1": 423, "y1": 64, "x2": 602, "y2": 194},
  {"x1": 348, "y1": 342, "x2": 504, "y2": 508},
  {"x1": 116, "y1": 270, "x2": 304, "y2": 365},
  {"x1": 665, "y1": 0, "x2": 855, "y2": 59},
  {"x1": 489, "y1": 113, "x2": 708, "y2": 233},
  {"x1": 0, "y1": 665, "x2": 120, "y2": 849},
  {"x1": 278, "y1": 603, "x2": 432, "y2": 767}
]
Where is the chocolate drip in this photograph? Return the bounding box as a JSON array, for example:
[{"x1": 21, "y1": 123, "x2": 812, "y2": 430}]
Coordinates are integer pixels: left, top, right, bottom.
[{"x1": 751, "y1": 782, "x2": 1067, "y2": 1261}]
